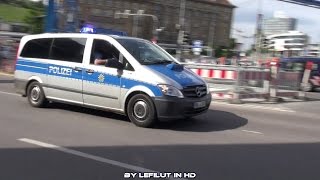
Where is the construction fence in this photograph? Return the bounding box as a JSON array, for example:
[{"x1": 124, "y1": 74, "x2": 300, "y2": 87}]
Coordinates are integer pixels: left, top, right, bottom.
[{"x1": 185, "y1": 63, "x2": 309, "y2": 103}]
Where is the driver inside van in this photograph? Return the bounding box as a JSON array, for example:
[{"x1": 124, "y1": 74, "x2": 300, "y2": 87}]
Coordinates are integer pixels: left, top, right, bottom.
[{"x1": 94, "y1": 51, "x2": 108, "y2": 65}]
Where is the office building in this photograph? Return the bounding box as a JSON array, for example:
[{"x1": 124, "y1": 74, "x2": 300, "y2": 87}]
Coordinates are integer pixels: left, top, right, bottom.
[
  {"x1": 74, "y1": 0, "x2": 235, "y2": 46},
  {"x1": 263, "y1": 11, "x2": 297, "y2": 36},
  {"x1": 267, "y1": 31, "x2": 308, "y2": 56}
]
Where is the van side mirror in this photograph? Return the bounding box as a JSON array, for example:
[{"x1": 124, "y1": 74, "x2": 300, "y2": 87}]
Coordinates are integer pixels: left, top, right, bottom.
[{"x1": 106, "y1": 58, "x2": 125, "y2": 70}]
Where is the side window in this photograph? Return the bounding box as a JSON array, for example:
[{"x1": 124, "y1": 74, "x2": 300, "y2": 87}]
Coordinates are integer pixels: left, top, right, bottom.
[
  {"x1": 91, "y1": 39, "x2": 118, "y2": 64},
  {"x1": 91, "y1": 39, "x2": 134, "y2": 71},
  {"x1": 20, "y1": 38, "x2": 52, "y2": 59},
  {"x1": 50, "y1": 38, "x2": 86, "y2": 63}
]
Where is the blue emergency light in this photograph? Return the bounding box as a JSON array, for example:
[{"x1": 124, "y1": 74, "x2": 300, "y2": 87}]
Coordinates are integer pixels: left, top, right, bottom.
[
  {"x1": 80, "y1": 24, "x2": 127, "y2": 36},
  {"x1": 80, "y1": 25, "x2": 96, "y2": 34}
]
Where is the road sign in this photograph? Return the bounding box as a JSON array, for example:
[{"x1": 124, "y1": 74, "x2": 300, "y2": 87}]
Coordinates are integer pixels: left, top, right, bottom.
[{"x1": 192, "y1": 40, "x2": 203, "y2": 55}]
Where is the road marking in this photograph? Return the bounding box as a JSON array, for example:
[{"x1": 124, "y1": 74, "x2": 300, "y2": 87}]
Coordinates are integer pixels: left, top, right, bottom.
[
  {"x1": 241, "y1": 130, "x2": 263, "y2": 135},
  {"x1": 0, "y1": 72, "x2": 14, "y2": 77},
  {"x1": 0, "y1": 90, "x2": 20, "y2": 97},
  {"x1": 18, "y1": 138, "x2": 184, "y2": 180},
  {"x1": 213, "y1": 102, "x2": 295, "y2": 113}
]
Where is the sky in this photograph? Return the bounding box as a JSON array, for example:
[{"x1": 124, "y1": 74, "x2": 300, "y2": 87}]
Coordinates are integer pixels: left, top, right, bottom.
[{"x1": 229, "y1": 0, "x2": 320, "y2": 50}]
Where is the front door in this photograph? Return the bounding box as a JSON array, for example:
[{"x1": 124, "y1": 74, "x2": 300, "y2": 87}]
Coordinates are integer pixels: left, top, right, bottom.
[{"x1": 82, "y1": 39, "x2": 121, "y2": 110}]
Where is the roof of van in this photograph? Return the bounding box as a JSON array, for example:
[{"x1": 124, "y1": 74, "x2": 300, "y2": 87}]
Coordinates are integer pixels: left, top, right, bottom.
[{"x1": 22, "y1": 33, "x2": 147, "y2": 41}]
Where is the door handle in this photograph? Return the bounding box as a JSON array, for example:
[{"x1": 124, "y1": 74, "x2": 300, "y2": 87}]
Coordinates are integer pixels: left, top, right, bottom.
[
  {"x1": 72, "y1": 67, "x2": 82, "y2": 72},
  {"x1": 86, "y1": 69, "x2": 95, "y2": 74}
]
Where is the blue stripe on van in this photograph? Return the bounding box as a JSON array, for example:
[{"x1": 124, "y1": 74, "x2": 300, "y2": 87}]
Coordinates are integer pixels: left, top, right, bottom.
[
  {"x1": 16, "y1": 59, "x2": 47, "y2": 69},
  {"x1": 82, "y1": 70, "x2": 121, "y2": 86},
  {"x1": 15, "y1": 59, "x2": 163, "y2": 97},
  {"x1": 16, "y1": 60, "x2": 48, "y2": 74},
  {"x1": 121, "y1": 78, "x2": 162, "y2": 96}
]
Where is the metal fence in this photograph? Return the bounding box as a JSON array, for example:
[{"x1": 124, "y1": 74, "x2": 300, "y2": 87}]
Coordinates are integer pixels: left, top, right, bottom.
[
  {"x1": 184, "y1": 62, "x2": 311, "y2": 102},
  {"x1": 277, "y1": 71, "x2": 303, "y2": 91}
]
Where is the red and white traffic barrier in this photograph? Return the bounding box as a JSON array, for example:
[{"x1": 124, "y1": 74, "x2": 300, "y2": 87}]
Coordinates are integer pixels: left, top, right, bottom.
[
  {"x1": 191, "y1": 68, "x2": 236, "y2": 80},
  {"x1": 211, "y1": 92, "x2": 233, "y2": 100}
]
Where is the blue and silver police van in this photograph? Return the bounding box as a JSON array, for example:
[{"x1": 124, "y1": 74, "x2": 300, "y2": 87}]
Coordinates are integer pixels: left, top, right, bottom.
[{"x1": 14, "y1": 33, "x2": 211, "y2": 127}]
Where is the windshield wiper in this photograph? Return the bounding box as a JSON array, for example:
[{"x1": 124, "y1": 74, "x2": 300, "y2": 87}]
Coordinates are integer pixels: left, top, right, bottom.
[
  {"x1": 150, "y1": 60, "x2": 174, "y2": 64},
  {"x1": 140, "y1": 60, "x2": 174, "y2": 65}
]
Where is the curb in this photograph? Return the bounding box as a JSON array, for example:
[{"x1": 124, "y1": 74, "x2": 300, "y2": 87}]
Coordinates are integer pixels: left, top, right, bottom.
[{"x1": 0, "y1": 72, "x2": 14, "y2": 77}]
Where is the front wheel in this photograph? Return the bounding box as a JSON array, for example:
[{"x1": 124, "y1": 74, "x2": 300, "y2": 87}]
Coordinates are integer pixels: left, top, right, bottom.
[
  {"x1": 27, "y1": 81, "x2": 48, "y2": 107},
  {"x1": 127, "y1": 94, "x2": 157, "y2": 128}
]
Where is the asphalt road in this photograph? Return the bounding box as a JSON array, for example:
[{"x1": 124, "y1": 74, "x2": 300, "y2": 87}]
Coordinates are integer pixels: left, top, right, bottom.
[{"x1": 1, "y1": 73, "x2": 320, "y2": 180}]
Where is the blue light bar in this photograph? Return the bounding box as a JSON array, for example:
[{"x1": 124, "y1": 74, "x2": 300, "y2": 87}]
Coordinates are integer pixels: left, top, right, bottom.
[
  {"x1": 80, "y1": 24, "x2": 96, "y2": 34},
  {"x1": 80, "y1": 25, "x2": 128, "y2": 36}
]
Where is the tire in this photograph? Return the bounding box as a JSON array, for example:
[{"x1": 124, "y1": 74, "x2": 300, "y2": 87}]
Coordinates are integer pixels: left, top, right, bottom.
[
  {"x1": 127, "y1": 94, "x2": 157, "y2": 128},
  {"x1": 27, "y1": 81, "x2": 48, "y2": 108}
]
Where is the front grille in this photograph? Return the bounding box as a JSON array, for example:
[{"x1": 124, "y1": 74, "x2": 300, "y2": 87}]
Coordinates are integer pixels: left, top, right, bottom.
[{"x1": 183, "y1": 85, "x2": 207, "y2": 98}]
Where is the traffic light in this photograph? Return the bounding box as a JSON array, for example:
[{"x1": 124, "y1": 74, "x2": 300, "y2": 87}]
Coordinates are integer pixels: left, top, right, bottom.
[
  {"x1": 178, "y1": 31, "x2": 191, "y2": 45},
  {"x1": 177, "y1": 30, "x2": 184, "y2": 44},
  {"x1": 183, "y1": 32, "x2": 190, "y2": 45}
]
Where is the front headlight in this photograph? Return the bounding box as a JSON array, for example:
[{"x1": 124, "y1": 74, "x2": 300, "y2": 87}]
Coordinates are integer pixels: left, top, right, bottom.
[
  {"x1": 206, "y1": 83, "x2": 210, "y2": 94},
  {"x1": 158, "y1": 84, "x2": 184, "y2": 98}
]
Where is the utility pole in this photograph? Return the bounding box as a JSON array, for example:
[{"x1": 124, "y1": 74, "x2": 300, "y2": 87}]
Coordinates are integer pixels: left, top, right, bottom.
[
  {"x1": 45, "y1": 0, "x2": 56, "y2": 32},
  {"x1": 176, "y1": 0, "x2": 186, "y2": 61},
  {"x1": 255, "y1": 0, "x2": 263, "y2": 61}
]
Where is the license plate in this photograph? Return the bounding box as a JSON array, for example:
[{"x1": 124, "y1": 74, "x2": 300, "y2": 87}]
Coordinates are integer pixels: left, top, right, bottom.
[{"x1": 194, "y1": 101, "x2": 206, "y2": 109}]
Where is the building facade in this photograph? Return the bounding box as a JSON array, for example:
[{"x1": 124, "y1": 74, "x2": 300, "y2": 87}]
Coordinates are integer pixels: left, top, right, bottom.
[
  {"x1": 266, "y1": 31, "x2": 308, "y2": 57},
  {"x1": 306, "y1": 44, "x2": 320, "y2": 57},
  {"x1": 75, "y1": 0, "x2": 235, "y2": 47},
  {"x1": 263, "y1": 12, "x2": 297, "y2": 36}
]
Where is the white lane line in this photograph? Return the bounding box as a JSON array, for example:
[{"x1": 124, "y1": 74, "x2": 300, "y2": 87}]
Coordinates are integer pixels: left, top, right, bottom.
[
  {"x1": 241, "y1": 130, "x2": 263, "y2": 135},
  {"x1": 213, "y1": 102, "x2": 295, "y2": 113},
  {"x1": 0, "y1": 90, "x2": 20, "y2": 97},
  {"x1": 18, "y1": 138, "x2": 184, "y2": 180}
]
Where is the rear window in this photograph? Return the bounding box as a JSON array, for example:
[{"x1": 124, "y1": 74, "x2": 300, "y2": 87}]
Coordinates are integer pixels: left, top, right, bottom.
[
  {"x1": 49, "y1": 38, "x2": 86, "y2": 63},
  {"x1": 20, "y1": 38, "x2": 52, "y2": 59}
]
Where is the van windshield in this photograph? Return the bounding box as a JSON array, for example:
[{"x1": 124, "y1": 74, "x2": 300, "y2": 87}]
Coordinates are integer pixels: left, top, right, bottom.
[{"x1": 116, "y1": 38, "x2": 175, "y2": 65}]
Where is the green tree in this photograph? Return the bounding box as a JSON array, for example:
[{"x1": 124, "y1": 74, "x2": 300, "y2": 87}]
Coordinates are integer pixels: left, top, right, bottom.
[
  {"x1": 23, "y1": 3, "x2": 44, "y2": 34},
  {"x1": 214, "y1": 38, "x2": 238, "y2": 58}
]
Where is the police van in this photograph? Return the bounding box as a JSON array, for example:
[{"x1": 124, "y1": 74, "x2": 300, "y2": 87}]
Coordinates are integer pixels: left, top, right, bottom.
[{"x1": 14, "y1": 33, "x2": 211, "y2": 127}]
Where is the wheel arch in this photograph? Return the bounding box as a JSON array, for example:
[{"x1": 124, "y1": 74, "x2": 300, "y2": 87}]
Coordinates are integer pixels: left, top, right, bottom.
[
  {"x1": 123, "y1": 85, "x2": 158, "y2": 116},
  {"x1": 25, "y1": 76, "x2": 43, "y2": 96}
]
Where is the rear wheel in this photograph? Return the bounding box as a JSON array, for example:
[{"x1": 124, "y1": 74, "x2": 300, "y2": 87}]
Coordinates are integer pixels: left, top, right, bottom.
[
  {"x1": 127, "y1": 94, "x2": 157, "y2": 128},
  {"x1": 27, "y1": 81, "x2": 48, "y2": 107}
]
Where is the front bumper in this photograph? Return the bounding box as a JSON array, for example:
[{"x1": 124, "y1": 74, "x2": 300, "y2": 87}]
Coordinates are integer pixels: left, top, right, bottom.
[{"x1": 153, "y1": 94, "x2": 212, "y2": 120}]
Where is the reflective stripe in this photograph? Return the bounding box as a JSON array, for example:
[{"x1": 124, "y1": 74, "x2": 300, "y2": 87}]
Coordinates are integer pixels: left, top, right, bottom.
[{"x1": 16, "y1": 59, "x2": 163, "y2": 97}]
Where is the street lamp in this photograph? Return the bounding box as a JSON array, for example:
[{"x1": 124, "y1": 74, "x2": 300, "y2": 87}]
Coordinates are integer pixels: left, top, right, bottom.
[{"x1": 115, "y1": 10, "x2": 160, "y2": 41}]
